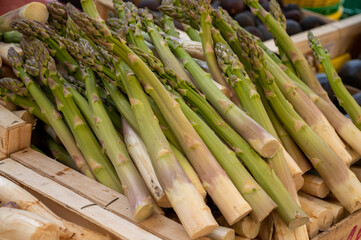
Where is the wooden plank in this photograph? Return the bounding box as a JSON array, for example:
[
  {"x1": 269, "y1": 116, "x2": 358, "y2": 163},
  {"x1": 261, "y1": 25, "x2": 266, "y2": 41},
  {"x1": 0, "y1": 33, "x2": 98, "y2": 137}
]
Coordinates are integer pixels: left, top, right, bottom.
[
  {"x1": 0, "y1": 104, "x2": 32, "y2": 156},
  {"x1": 312, "y1": 210, "x2": 361, "y2": 240},
  {"x1": 0, "y1": 158, "x2": 161, "y2": 240},
  {"x1": 10, "y1": 148, "x2": 191, "y2": 240}
]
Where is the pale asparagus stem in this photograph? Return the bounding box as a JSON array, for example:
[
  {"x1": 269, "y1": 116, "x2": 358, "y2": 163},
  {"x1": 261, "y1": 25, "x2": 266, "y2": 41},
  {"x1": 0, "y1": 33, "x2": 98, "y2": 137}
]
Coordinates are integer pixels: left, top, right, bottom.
[
  {"x1": 132, "y1": 44, "x2": 275, "y2": 222},
  {"x1": 167, "y1": 39, "x2": 280, "y2": 158},
  {"x1": 257, "y1": 51, "x2": 361, "y2": 213},
  {"x1": 245, "y1": 0, "x2": 330, "y2": 103},
  {"x1": 205, "y1": 226, "x2": 235, "y2": 240},
  {"x1": 68, "y1": 4, "x2": 252, "y2": 226},
  {"x1": 84, "y1": 68, "x2": 154, "y2": 221},
  {"x1": 299, "y1": 192, "x2": 346, "y2": 224},
  {"x1": 306, "y1": 217, "x2": 319, "y2": 238},
  {"x1": 170, "y1": 144, "x2": 207, "y2": 199},
  {"x1": 0, "y1": 2, "x2": 48, "y2": 32},
  {"x1": 309, "y1": 32, "x2": 361, "y2": 130},
  {"x1": 7, "y1": 48, "x2": 94, "y2": 179},
  {"x1": 347, "y1": 145, "x2": 361, "y2": 165},
  {"x1": 119, "y1": 63, "x2": 218, "y2": 238},
  {"x1": 299, "y1": 195, "x2": 333, "y2": 231},
  {"x1": 0, "y1": 207, "x2": 60, "y2": 240},
  {"x1": 122, "y1": 117, "x2": 171, "y2": 208},
  {"x1": 301, "y1": 174, "x2": 330, "y2": 198},
  {"x1": 160, "y1": 34, "x2": 205, "y2": 60},
  {"x1": 139, "y1": 10, "x2": 195, "y2": 85},
  {"x1": 272, "y1": 212, "x2": 309, "y2": 240},
  {"x1": 0, "y1": 176, "x2": 111, "y2": 240},
  {"x1": 258, "y1": 216, "x2": 274, "y2": 240},
  {"x1": 218, "y1": 215, "x2": 260, "y2": 238},
  {"x1": 264, "y1": 54, "x2": 360, "y2": 159},
  {"x1": 283, "y1": 149, "x2": 304, "y2": 190}
]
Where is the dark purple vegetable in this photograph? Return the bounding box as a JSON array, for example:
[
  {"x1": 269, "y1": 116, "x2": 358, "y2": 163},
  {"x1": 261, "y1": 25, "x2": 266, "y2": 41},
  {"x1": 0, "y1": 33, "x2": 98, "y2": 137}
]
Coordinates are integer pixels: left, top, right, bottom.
[
  {"x1": 286, "y1": 19, "x2": 302, "y2": 35},
  {"x1": 353, "y1": 92, "x2": 361, "y2": 106},
  {"x1": 339, "y1": 60, "x2": 361, "y2": 89},
  {"x1": 284, "y1": 9, "x2": 302, "y2": 22},
  {"x1": 138, "y1": 0, "x2": 160, "y2": 11},
  {"x1": 245, "y1": 26, "x2": 263, "y2": 40},
  {"x1": 258, "y1": 24, "x2": 273, "y2": 41},
  {"x1": 211, "y1": 0, "x2": 221, "y2": 9},
  {"x1": 300, "y1": 16, "x2": 326, "y2": 31},
  {"x1": 283, "y1": 3, "x2": 301, "y2": 12},
  {"x1": 234, "y1": 12, "x2": 256, "y2": 27}
]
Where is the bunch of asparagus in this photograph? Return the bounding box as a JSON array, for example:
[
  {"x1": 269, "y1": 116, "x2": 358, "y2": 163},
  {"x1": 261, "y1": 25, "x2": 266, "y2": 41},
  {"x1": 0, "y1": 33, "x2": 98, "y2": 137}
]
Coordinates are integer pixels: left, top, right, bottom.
[{"x1": 1, "y1": 0, "x2": 361, "y2": 239}]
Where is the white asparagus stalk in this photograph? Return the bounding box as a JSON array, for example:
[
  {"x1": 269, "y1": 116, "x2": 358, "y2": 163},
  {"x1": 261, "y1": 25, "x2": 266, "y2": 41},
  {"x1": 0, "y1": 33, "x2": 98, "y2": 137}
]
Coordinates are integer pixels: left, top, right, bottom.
[
  {"x1": 272, "y1": 212, "x2": 309, "y2": 240},
  {"x1": 122, "y1": 117, "x2": 171, "y2": 208},
  {"x1": 306, "y1": 217, "x2": 319, "y2": 238},
  {"x1": 301, "y1": 174, "x2": 330, "y2": 198},
  {"x1": 234, "y1": 237, "x2": 251, "y2": 240},
  {"x1": 283, "y1": 148, "x2": 304, "y2": 190},
  {"x1": 348, "y1": 145, "x2": 361, "y2": 165},
  {"x1": 299, "y1": 195, "x2": 333, "y2": 231},
  {"x1": 0, "y1": 2, "x2": 48, "y2": 32},
  {"x1": 233, "y1": 216, "x2": 261, "y2": 238},
  {"x1": 206, "y1": 226, "x2": 235, "y2": 240},
  {"x1": 0, "y1": 176, "x2": 110, "y2": 240},
  {"x1": 0, "y1": 207, "x2": 60, "y2": 240},
  {"x1": 299, "y1": 192, "x2": 346, "y2": 224}
]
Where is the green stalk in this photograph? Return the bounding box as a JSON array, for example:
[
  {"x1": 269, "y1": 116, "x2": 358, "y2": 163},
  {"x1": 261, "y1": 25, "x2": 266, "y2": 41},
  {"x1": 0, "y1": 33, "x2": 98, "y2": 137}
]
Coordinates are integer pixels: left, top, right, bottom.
[
  {"x1": 46, "y1": 135, "x2": 79, "y2": 171},
  {"x1": 119, "y1": 59, "x2": 218, "y2": 238},
  {"x1": 7, "y1": 47, "x2": 94, "y2": 180},
  {"x1": 166, "y1": 37, "x2": 280, "y2": 158},
  {"x1": 0, "y1": 31, "x2": 22, "y2": 43},
  {"x1": 162, "y1": 14, "x2": 180, "y2": 38},
  {"x1": 173, "y1": 88, "x2": 274, "y2": 222},
  {"x1": 139, "y1": 9, "x2": 194, "y2": 84},
  {"x1": 68, "y1": 4, "x2": 248, "y2": 225},
  {"x1": 84, "y1": 67, "x2": 154, "y2": 221},
  {"x1": 253, "y1": 43, "x2": 361, "y2": 214},
  {"x1": 263, "y1": 52, "x2": 361, "y2": 158},
  {"x1": 182, "y1": 23, "x2": 201, "y2": 42},
  {"x1": 309, "y1": 32, "x2": 361, "y2": 130},
  {"x1": 28, "y1": 39, "x2": 122, "y2": 192},
  {"x1": 244, "y1": 0, "x2": 330, "y2": 102}
]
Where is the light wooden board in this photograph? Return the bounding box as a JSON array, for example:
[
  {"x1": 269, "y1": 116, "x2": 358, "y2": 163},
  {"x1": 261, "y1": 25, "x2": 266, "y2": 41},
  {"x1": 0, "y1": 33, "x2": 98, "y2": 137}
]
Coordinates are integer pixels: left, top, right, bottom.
[
  {"x1": 0, "y1": 158, "x2": 161, "y2": 240},
  {"x1": 11, "y1": 148, "x2": 191, "y2": 240},
  {"x1": 312, "y1": 209, "x2": 361, "y2": 240},
  {"x1": 0, "y1": 104, "x2": 31, "y2": 156}
]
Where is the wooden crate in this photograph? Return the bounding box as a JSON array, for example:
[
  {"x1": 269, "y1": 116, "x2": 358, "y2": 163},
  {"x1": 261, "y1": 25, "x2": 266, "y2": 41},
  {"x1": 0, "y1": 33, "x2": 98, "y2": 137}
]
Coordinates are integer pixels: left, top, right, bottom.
[
  {"x1": 0, "y1": 104, "x2": 31, "y2": 157},
  {"x1": 0, "y1": 157, "x2": 163, "y2": 240},
  {"x1": 10, "y1": 148, "x2": 192, "y2": 240}
]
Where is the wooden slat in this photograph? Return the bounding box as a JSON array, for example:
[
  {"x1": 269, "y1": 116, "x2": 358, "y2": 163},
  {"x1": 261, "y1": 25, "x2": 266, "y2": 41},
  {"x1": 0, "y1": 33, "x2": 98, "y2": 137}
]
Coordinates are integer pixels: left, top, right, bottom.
[
  {"x1": 10, "y1": 148, "x2": 191, "y2": 240},
  {"x1": 312, "y1": 209, "x2": 361, "y2": 240},
  {"x1": 0, "y1": 158, "x2": 161, "y2": 240},
  {"x1": 0, "y1": 104, "x2": 31, "y2": 156}
]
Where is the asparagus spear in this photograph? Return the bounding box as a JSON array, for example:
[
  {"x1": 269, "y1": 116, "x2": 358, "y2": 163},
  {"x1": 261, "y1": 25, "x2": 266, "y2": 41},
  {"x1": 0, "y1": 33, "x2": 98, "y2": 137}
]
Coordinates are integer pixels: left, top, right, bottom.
[
  {"x1": 162, "y1": 14, "x2": 180, "y2": 38},
  {"x1": 308, "y1": 32, "x2": 361, "y2": 130},
  {"x1": 7, "y1": 47, "x2": 95, "y2": 180},
  {"x1": 47, "y1": 1, "x2": 67, "y2": 36},
  {"x1": 133, "y1": 44, "x2": 276, "y2": 221},
  {"x1": 26, "y1": 38, "x2": 123, "y2": 192},
  {"x1": 251, "y1": 38, "x2": 361, "y2": 214},
  {"x1": 182, "y1": 23, "x2": 201, "y2": 42},
  {"x1": 264, "y1": 51, "x2": 361, "y2": 157},
  {"x1": 68, "y1": 3, "x2": 249, "y2": 226},
  {"x1": 0, "y1": 31, "x2": 22, "y2": 43},
  {"x1": 0, "y1": 2, "x2": 48, "y2": 32},
  {"x1": 45, "y1": 135, "x2": 79, "y2": 171},
  {"x1": 118, "y1": 57, "x2": 218, "y2": 238},
  {"x1": 165, "y1": 36, "x2": 280, "y2": 158},
  {"x1": 244, "y1": 0, "x2": 330, "y2": 104},
  {"x1": 0, "y1": 77, "x2": 30, "y2": 97}
]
